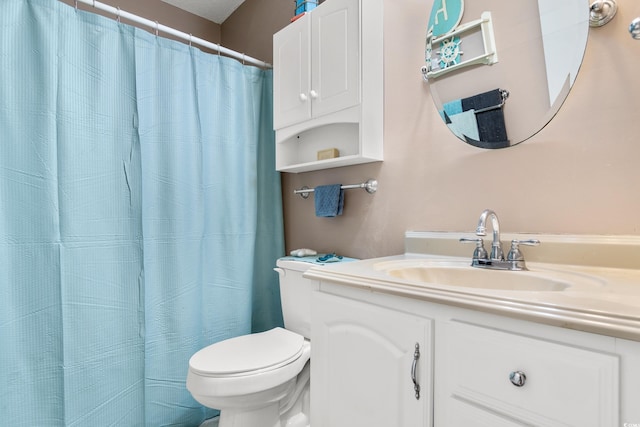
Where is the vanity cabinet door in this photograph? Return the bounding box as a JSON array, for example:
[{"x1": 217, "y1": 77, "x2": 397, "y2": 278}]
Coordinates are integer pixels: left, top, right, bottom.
[
  {"x1": 435, "y1": 320, "x2": 620, "y2": 427},
  {"x1": 312, "y1": 291, "x2": 433, "y2": 427}
]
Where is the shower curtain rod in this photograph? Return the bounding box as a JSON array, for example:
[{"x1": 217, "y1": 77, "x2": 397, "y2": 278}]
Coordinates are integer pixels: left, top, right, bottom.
[{"x1": 74, "y1": 0, "x2": 272, "y2": 68}]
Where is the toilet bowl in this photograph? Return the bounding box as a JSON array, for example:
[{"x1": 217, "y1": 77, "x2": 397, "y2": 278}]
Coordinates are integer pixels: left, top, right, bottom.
[
  {"x1": 186, "y1": 258, "x2": 317, "y2": 427},
  {"x1": 187, "y1": 328, "x2": 311, "y2": 427}
]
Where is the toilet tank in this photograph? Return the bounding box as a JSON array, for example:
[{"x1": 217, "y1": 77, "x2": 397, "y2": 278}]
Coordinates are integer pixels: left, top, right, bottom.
[{"x1": 275, "y1": 258, "x2": 319, "y2": 339}]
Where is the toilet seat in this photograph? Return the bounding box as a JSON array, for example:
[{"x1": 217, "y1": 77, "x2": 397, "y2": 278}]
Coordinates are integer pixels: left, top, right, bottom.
[
  {"x1": 189, "y1": 327, "x2": 304, "y2": 377},
  {"x1": 187, "y1": 328, "x2": 311, "y2": 398}
]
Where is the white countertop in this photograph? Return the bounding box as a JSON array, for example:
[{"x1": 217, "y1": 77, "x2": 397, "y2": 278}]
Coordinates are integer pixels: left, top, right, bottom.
[{"x1": 304, "y1": 239, "x2": 640, "y2": 342}]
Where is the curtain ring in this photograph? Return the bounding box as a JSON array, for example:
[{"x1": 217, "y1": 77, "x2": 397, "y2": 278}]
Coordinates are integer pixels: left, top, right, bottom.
[
  {"x1": 189, "y1": 33, "x2": 192, "y2": 47},
  {"x1": 155, "y1": 21, "x2": 159, "y2": 36},
  {"x1": 242, "y1": 53, "x2": 245, "y2": 65},
  {"x1": 217, "y1": 43, "x2": 221, "y2": 56},
  {"x1": 74, "y1": 0, "x2": 78, "y2": 10},
  {"x1": 116, "y1": 7, "x2": 121, "y2": 23},
  {"x1": 92, "y1": 0, "x2": 96, "y2": 7}
]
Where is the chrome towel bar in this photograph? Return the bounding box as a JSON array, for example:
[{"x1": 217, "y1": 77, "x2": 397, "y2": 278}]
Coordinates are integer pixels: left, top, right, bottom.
[{"x1": 294, "y1": 179, "x2": 378, "y2": 199}]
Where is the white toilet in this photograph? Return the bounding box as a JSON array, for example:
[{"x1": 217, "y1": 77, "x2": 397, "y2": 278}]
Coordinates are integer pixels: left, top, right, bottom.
[{"x1": 187, "y1": 258, "x2": 317, "y2": 427}]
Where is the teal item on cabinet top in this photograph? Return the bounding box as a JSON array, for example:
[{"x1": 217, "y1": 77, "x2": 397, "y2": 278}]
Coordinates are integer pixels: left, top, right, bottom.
[
  {"x1": 280, "y1": 255, "x2": 358, "y2": 265},
  {"x1": 295, "y1": 0, "x2": 317, "y2": 15}
]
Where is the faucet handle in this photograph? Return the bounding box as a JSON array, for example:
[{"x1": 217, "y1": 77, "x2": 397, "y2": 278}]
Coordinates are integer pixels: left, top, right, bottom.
[
  {"x1": 507, "y1": 239, "x2": 540, "y2": 261},
  {"x1": 460, "y1": 237, "x2": 488, "y2": 260}
]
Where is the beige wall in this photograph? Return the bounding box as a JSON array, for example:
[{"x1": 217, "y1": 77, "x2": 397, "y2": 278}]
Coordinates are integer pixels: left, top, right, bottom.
[
  {"x1": 222, "y1": 0, "x2": 640, "y2": 260},
  {"x1": 221, "y1": 0, "x2": 292, "y2": 64}
]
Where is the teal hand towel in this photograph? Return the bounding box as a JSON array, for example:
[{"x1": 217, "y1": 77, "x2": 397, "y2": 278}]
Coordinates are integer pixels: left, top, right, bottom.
[
  {"x1": 315, "y1": 184, "x2": 344, "y2": 217},
  {"x1": 440, "y1": 99, "x2": 463, "y2": 121},
  {"x1": 447, "y1": 109, "x2": 480, "y2": 141}
]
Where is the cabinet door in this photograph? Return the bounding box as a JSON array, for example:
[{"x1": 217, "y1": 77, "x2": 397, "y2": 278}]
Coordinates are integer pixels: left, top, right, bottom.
[
  {"x1": 312, "y1": 292, "x2": 432, "y2": 427},
  {"x1": 273, "y1": 15, "x2": 311, "y2": 129},
  {"x1": 310, "y1": 0, "x2": 360, "y2": 119},
  {"x1": 435, "y1": 320, "x2": 619, "y2": 427}
]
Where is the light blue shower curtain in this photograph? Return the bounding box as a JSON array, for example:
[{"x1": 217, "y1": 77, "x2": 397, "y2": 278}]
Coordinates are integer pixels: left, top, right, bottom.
[{"x1": 0, "y1": 1, "x2": 284, "y2": 425}]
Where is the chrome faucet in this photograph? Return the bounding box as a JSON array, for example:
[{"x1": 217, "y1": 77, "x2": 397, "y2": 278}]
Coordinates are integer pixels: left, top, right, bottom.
[
  {"x1": 460, "y1": 209, "x2": 540, "y2": 271},
  {"x1": 476, "y1": 209, "x2": 503, "y2": 261}
]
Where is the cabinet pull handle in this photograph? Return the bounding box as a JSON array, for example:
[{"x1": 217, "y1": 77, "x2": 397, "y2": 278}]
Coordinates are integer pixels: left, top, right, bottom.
[
  {"x1": 411, "y1": 343, "x2": 420, "y2": 400},
  {"x1": 309, "y1": 89, "x2": 319, "y2": 99},
  {"x1": 509, "y1": 370, "x2": 527, "y2": 387},
  {"x1": 299, "y1": 93, "x2": 308, "y2": 102}
]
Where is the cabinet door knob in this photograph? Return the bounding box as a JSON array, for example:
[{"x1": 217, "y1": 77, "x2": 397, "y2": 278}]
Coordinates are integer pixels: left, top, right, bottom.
[
  {"x1": 309, "y1": 90, "x2": 319, "y2": 99},
  {"x1": 509, "y1": 371, "x2": 527, "y2": 387},
  {"x1": 299, "y1": 93, "x2": 308, "y2": 102}
]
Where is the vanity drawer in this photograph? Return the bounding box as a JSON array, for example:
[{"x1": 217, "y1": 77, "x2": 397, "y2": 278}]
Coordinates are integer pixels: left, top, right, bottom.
[{"x1": 436, "y1": 320, "x2": 619, "y2": 427}]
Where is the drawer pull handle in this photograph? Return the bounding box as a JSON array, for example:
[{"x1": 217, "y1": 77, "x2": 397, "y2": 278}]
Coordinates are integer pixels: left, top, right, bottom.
[
  {"x1": 411, "y1": 343, "x2": 420, "y2": 400},
  {"x1": 509, "y1": 371, "x2": 527, "y2": 387}
]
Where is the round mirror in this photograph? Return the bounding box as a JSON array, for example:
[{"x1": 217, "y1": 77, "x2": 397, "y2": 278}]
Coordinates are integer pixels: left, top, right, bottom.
[{"x1": 424, "y1": 0, "x2": 589, "y2": 149}]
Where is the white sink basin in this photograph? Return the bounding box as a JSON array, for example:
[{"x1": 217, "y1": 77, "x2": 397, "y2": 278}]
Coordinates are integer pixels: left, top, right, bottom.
[{"x1": 374, "y1": 260, "x2": 605, "y2": 292}]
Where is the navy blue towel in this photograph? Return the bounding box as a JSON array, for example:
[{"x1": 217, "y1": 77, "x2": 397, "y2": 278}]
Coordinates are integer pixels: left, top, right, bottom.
[{"x1": 314, "y1": 184, "x2": 344, "y2": 217}]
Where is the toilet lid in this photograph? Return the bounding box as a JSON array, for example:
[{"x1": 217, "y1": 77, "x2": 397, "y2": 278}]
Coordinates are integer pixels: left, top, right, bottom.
[{"x1": 189, "y1": 327, "x2": 305, "y2": 376}]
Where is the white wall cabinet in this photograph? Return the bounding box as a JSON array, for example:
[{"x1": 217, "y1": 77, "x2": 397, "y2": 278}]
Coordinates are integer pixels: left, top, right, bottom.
[
  {"x1": 311, "y1": 282, "x2": 639, "y2": 427},
  {"x1": 273, "y1": 0, "x2": 359, "y2": 130},
  {"x1": 273, "y1": 0, "x2": 383, "y2": 173},
  {"x1": 311, "y1": 291, "x2": 433, "y2": 427}
]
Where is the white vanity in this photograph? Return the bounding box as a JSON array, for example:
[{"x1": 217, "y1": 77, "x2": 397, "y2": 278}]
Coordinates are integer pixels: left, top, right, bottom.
[{"x1": 305, "y1": 231, "x2": 640, "y2": 427}]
